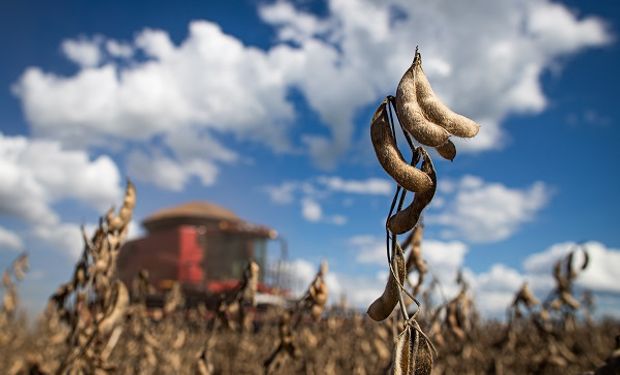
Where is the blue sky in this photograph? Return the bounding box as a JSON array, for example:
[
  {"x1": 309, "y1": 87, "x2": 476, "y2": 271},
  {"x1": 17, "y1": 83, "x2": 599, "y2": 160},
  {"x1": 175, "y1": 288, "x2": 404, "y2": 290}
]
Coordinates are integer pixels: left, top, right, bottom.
[{"x1": 0, "y1": 0, "x2": 619, "y2": 317}]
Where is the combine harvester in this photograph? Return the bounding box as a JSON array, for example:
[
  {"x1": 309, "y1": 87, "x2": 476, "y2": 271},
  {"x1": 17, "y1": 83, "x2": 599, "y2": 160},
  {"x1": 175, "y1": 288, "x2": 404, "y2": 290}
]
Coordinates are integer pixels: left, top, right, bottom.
[{"x1": 117, "y1": 201, "x2": 289, "y2": 312}]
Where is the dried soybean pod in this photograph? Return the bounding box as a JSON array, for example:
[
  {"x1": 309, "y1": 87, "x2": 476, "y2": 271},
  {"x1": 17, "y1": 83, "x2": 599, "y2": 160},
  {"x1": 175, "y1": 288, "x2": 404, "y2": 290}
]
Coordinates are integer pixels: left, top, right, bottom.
[
  {"x1": 435, "y1": 140, "x2": 456, "y2": 161},
  {"x1": 392, "y1": 326, "x2": 415, "y2": 375},
  {"x1": 371, "y1": 99, "x2": 433, "y2": 193},
  {"x1": 395, "y1": 59, "x2": 450, "y2": 147},
  {"x1": 123, "y1": 180, "x2": 136, "y2": 209},
  {"x1": 367, "y1": 243, "x2": 407, "y2": 321},
  {"x1": 566, "y1": 251, "x2": 576, "y2": 278},
  {"x1": 413, "y1": 51, "x2": 480, "y2": 138},
  {"x1": 405, "y1": 225, "x2": 425, "y2": 274},
  {"x1": 392, "y1": 326, "x2": 413, "y2": 375},
  {"x1": 415, "y1": 333, "x2": 434, "y2": 375},
  {"x1": 581, "y1": 249, "x2": 589, "y2": 270},
  {"x1": 388, "y1": 149, "x2": 437, "y2": 235},
  {"x1": 98, "y1": 280, "x2": 129, "y2": 334},
  {"x1": 561, "y1": 291, "x2": 580, "y2": 309}
]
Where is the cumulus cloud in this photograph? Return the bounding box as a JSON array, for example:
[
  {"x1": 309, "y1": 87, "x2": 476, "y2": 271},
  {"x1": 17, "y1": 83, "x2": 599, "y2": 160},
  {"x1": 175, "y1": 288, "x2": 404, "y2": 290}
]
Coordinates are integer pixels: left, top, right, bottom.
[
  {"x1": 261, "y1": 0, "x2": 611, "y2": 164},
  {"x1": 14, "y1": 21, "x2": 294, "y2": 190},
  {"x1": 126, "y1": 150, "x2": 218, "y2": 191},
  {"x1": 13, "y1": 0, "x2": 611, "y2": 180},
  {"x1": 0, "y1": 226, "x2": 24, "y2": 251},
  {"x1": 301, "y1": 197, "x2": 322, "y2": 222},
  {"x1": 423, "y1": 240, "x2": 469, "y2": 293},
  {"x1": 61, "y1": 37, "x2": 103, "y2": 68},
  {"x1": 0, "y1": 133, "x2": 121, "y2": 223},
  {"x1": 465, "y1": 264, "x2": 525, "y2": 316},
  {"x1": 350, "y1": 235, "x2": 386, "y2": 265},
  {"x1": 0, "y1": 132, "x2": 123, "y2": 257},
  {"x1": 264, "y1": 175, "x2": 391, "y2": 205},
  {"x1": 264, "y1": 175, "x2": 391, "y2": 223},
  {"x1": 299, "y1": 197, "x2": 346, "y2": 225},
  {"x1": 105, "y1": 39, "x2": 134, "y2": 58},
  {"x1": 20, "y1": 23, "x2": 295, "y2": 148},
  {"x1": 316, "y1": 176, "x2": 392, "y2": 195},
  {"x1": 32, "y1": 223, "x2": 84, "y2": 259},
  {"x1": 258, "y1": 1, "x2": 333, "y2": 43},
  {"x1": 263, "y1": 181, "x2": 299, "y2": 205},
  {"x1": 428, "y1": 175, "x2": 551, "y2": 243}
]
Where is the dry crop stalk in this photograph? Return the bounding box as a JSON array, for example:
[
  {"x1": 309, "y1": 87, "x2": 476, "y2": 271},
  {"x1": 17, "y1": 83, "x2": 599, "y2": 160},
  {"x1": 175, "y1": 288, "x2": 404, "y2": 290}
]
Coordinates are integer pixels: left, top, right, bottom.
[
  {"x1": 50, "y1": 179, "x2": 136, "y2": 374},
  {"x1": 297, "y1": 261, "x2": 329, "y2": 322},
  {"x1": 0, "y1": 253, "x2": 29, "y2": 343},
  {"x1": 429, "y1": 271, "x2": 475, "y2": 343},
  {"x1": 402, "y1": 225, "x2": 427, "y2": 298},
  {"x1": 124, "y1": 270, "x2": 160, "y2": 374},
  {"x1": 587, "y1": 334, "x2": 620, "y2": 374},
  {"x1": 215, "y1": 259, "x2": 260, "y2": 331},
  {"x1": 508, "y1": 282, "x2": 540, "y2": 323},
  {"x1": 367, "y1": 47, "x2": 480, "y2": 374},
  {"x1": 262, "y1": 261, "x2": 329, "y2": 374},
  {"x1": 263, "y1": 311, "x2": 298, "y2": 375},
  {"x1": 494, "y1": 282, "x2": 541, "y2": 355},
  {"x1": 545, "y1": 244, "x2": 589, "y2": 314}
]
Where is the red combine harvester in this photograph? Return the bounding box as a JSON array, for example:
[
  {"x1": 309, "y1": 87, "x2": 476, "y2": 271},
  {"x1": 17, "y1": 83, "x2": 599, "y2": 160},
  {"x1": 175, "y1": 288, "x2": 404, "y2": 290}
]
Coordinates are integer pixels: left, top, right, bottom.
[{"x1": 117, "y1": 201, "x2": 289, "y2": 309}]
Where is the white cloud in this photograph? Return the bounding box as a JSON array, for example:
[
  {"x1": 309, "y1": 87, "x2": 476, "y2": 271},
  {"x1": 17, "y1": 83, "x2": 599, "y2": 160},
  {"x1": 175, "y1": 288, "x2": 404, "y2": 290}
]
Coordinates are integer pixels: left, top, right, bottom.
[
  {"x1": 0, "y1": 226, "x2": 24, "y2": 251},
  {"x1": 263, "y1": 182, "x2": 299, "y2": 205},
  {"x1": 32, "y1": 223, "x2": 84, "y2": 259},
  {"x1": 126, "y1": 150, "x2": 218, "y2": 191},
  {"x1": 317, "y1": 176, "x2": 392, "y2": 195},
  {"x1": 258, "y1": 1, "x2": 332, "y2": 43},
  {"x1": 264, "y1": 176, "x2": 391, "y2": 205},
  {"x1": 428, "y1": 175, "x2": 551, "y2": 243},
  {"x1": 265, "y1": 176, "x2": 392, "y2": 223},
  {"x1": 0, "y1": 133, "x2": 121, "y2": 224},
  {"x1": 333, "y1": 273, "x2": 386, "y2": 308},
  {"x1": 351, "y1": 235, "x2": 386, "y2": 265},
  {"x1": 329, "y1": 215, "x2": 348, "y2": 225},
  {"x1": 298, "y1": 197, "x2": 346, "y2": 225},
  {"x1": 0, "y1": 132, "x2": 123, "y2": 257},
  {"x1": 61, "y1": 37, "x2": 102, "y2": 68},
  {"x1": 13, "y1": 1, "x2": 611, "y2": 177},
  {"x1": 165, "y1": 129, "x2": 239, "y2": 164},
  {"x1": 126, "y1": 220, "x2": 143, "y2": 241},
  {"x1": 105, "y1": 39, "x2": 134, "y2": 58},
  {"x1": 465, "y1": 264, "x2": 525, "y2": 316},
  {"x1": 260, "y1": 0, "x2": 611, "y2": 163},
  {"x1": 424, "y1": 240, "x2": 469, "y2": 293},
  {"x1": 14, "y1": 21, "x2": 295, "y2": 190},
  {"x1": 301, "y1": 197, "x2": 322, "y2": 222}
]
